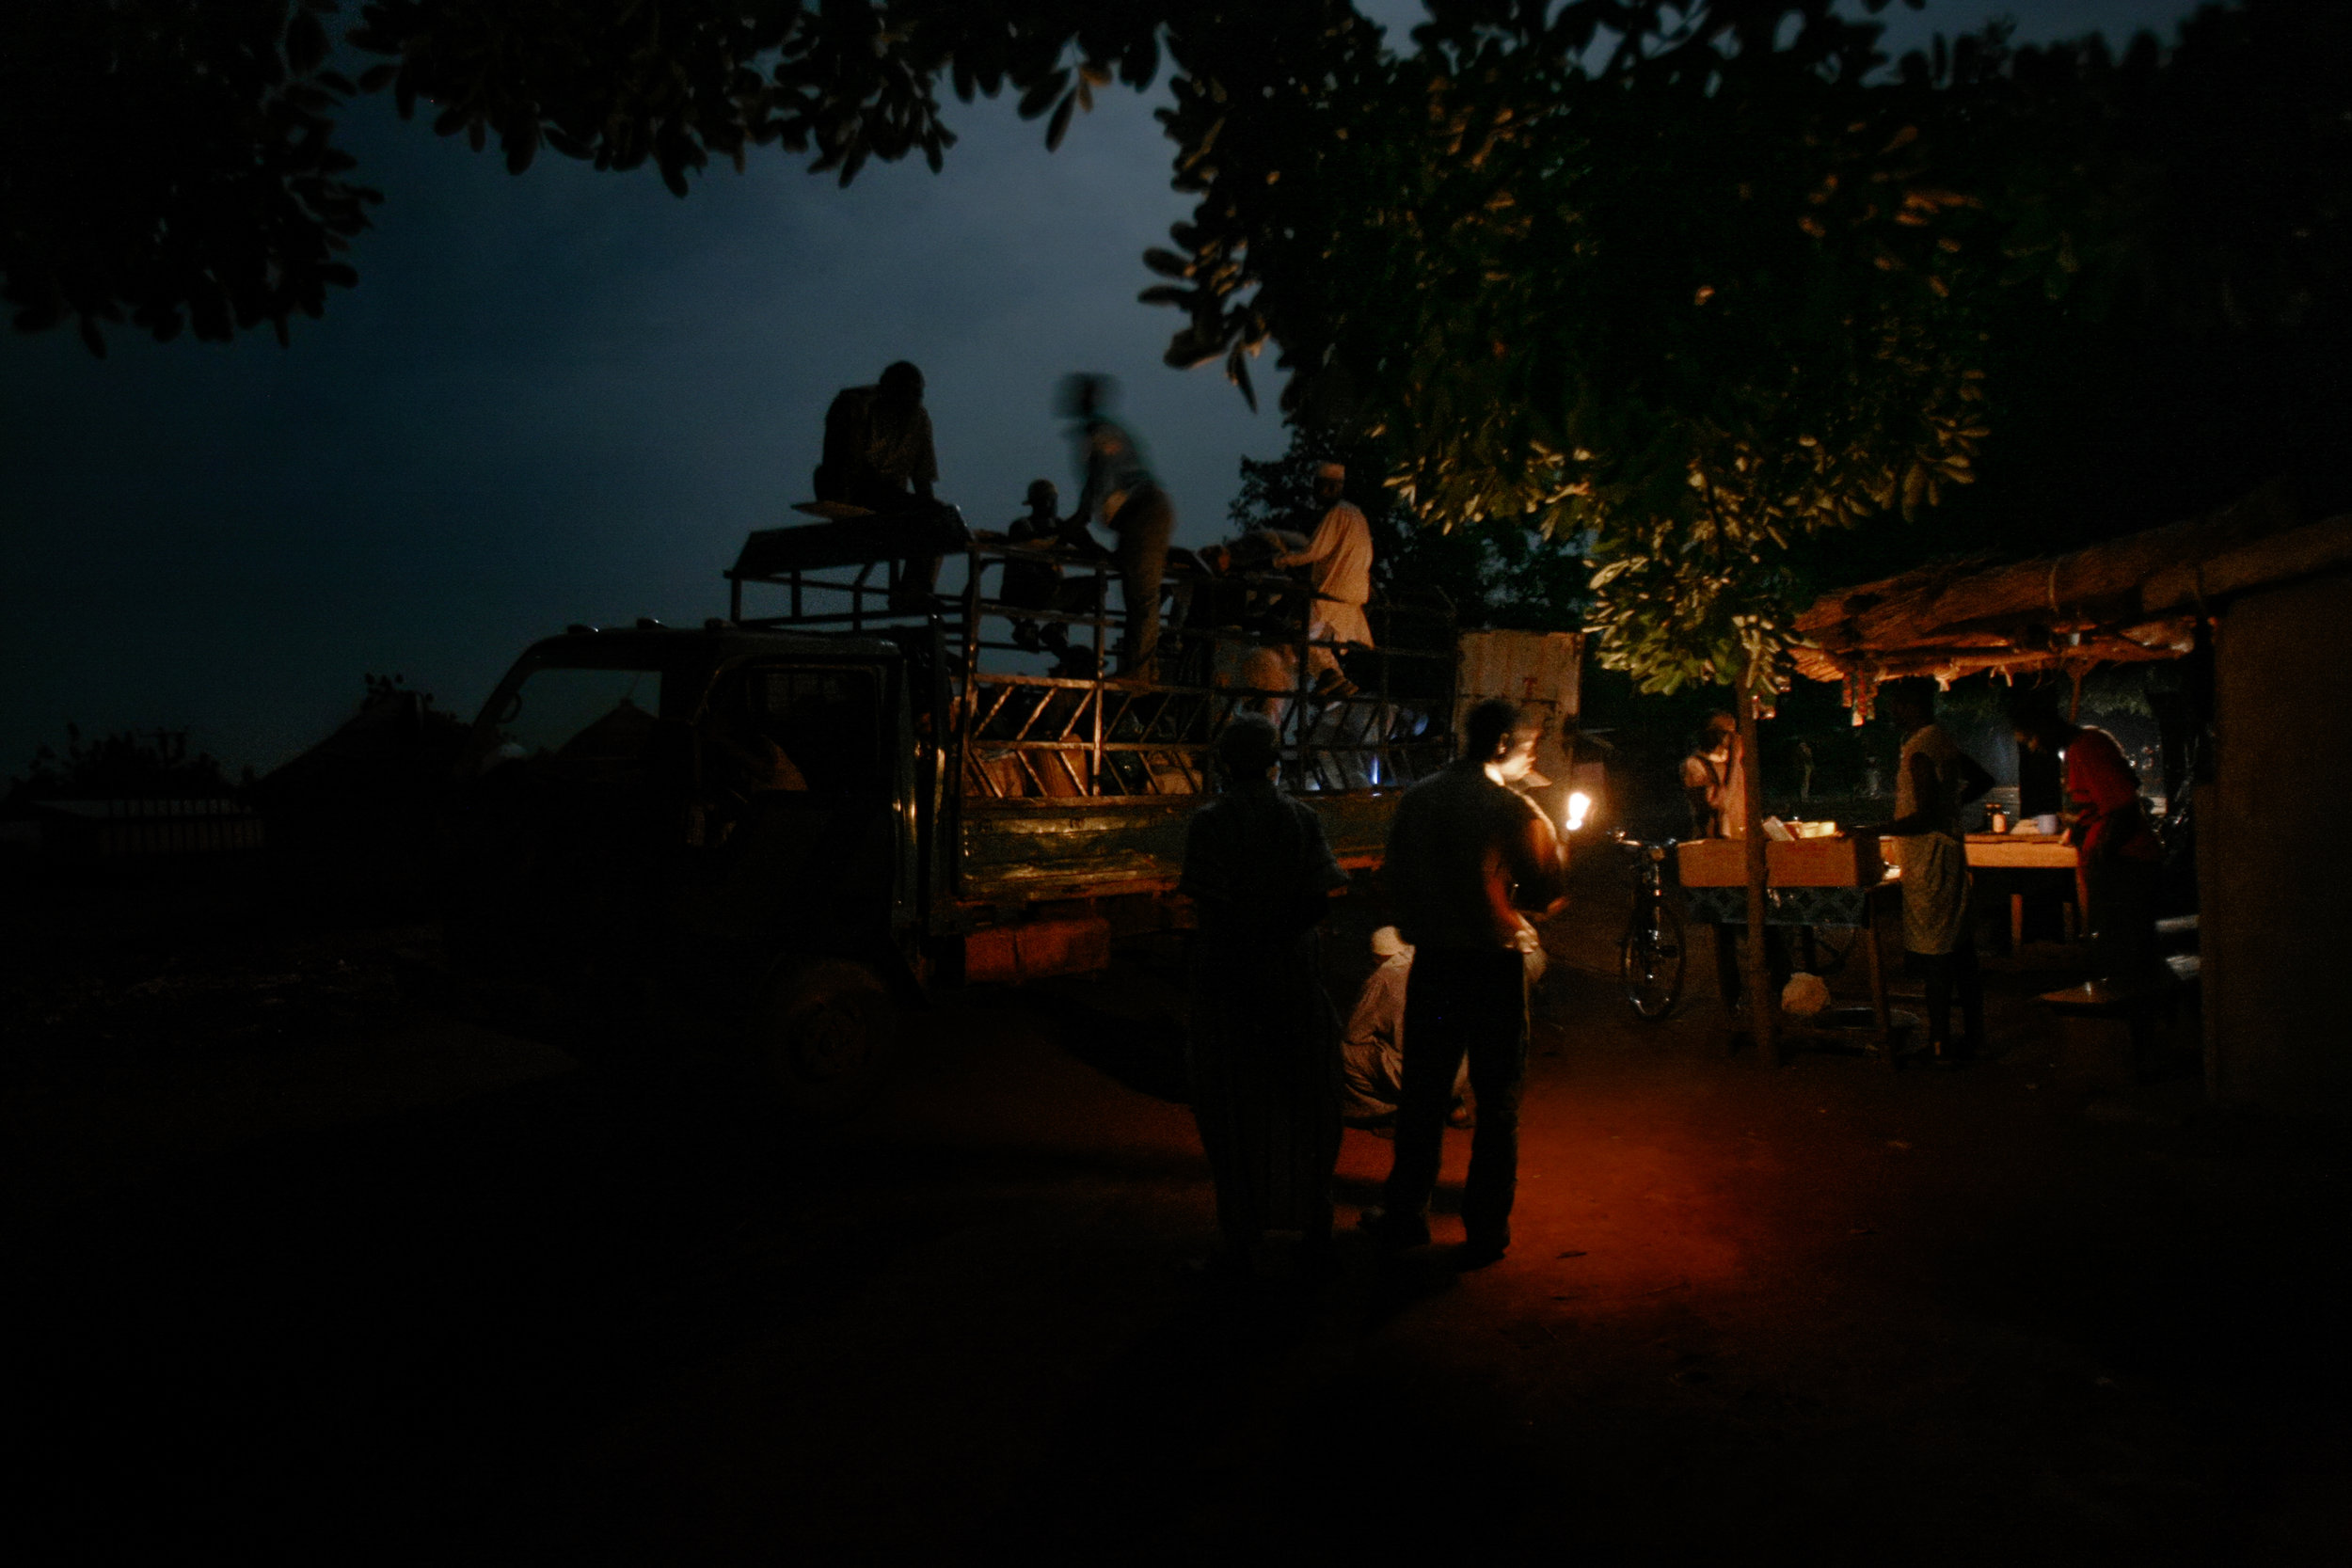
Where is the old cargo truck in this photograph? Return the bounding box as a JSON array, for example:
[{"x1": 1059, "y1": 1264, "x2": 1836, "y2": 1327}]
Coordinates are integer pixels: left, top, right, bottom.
[{"x1": 439, "y1": 512, "x2": 1462, "y2": 1116}]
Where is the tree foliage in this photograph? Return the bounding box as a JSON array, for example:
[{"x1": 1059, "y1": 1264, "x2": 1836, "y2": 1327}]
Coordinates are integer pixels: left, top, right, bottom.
[
  {"x1": 1148, "y1": 0, "x2": 1998, "y2": 693},
  {"x1": 1, "y1": 0, "x2": 377, "y2": 353},
  {"x1": 1884, "y1": 4, "x2": 2352, "y2": 556},
  {"x1": 1152, "y1": 0, "x2": 2351, "y2": 690},
  {"x1": 341, "y1": 1, "x2": 1180, "y2": 188},
  {"x1": 7, "y1": 725, "x2": 239, "y2": 803}
]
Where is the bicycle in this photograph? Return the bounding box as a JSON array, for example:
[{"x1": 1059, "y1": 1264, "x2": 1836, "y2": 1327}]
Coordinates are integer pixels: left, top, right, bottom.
[{"x1": 1614, "y1": 831, "x2": 1686, "y2": 1021}]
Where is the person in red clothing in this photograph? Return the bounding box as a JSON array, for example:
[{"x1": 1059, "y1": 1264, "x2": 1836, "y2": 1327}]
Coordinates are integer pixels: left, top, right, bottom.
[{"x1": 2014, "y1": 699, "x2": 2163, "y2": 974}]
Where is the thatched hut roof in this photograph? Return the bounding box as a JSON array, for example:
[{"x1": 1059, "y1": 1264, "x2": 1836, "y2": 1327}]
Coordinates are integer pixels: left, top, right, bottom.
[{"x1": 1792, "y1": 483, "x2": 2352, "y2": 688}]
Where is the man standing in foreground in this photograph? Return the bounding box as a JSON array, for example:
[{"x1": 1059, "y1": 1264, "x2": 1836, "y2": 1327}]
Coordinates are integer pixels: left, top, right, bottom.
[
  {"x1": 1272, "y1": 462, "x2": 1375, "y2": 699},
  {"x1": 1362, "y1": 699, "x2": 1569, "y2": 1267},
  {"x1": 1180, "y1": 715, "x2": 1350, "y2": 1277}
]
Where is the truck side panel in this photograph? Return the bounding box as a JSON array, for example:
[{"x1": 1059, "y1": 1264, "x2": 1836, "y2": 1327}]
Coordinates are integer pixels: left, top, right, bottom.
[{"x1": 956, "y1": 790, "x2": 1406, "y2": 908}]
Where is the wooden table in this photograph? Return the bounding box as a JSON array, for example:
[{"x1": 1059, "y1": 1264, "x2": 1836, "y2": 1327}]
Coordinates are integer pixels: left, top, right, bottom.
[
  {"x1": 1681, "y1": 879, "x2": 1903, "y2": 1064},
  {"x1": 1965, "y1": 832, "x2": 2078, "y2": 946}
]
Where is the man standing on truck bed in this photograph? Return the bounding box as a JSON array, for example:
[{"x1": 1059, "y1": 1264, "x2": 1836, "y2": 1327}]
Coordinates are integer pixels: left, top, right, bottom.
[
  {"x1": 1272, "y1": 461, "x2": 1375, "y2": 700},
  {"x1": 1001, "y1": 478, "x2": 1104, "y2": 656},
  {"x1": 1180, "y1": 714, "x2": 1351, "y2": 1279},
  {"x1": 1060, "y1": 373, "x2": 1176, "y2": 677},
  {"x1": 1361, "y1": 698, "x2": 1569, "y2": 1267}
]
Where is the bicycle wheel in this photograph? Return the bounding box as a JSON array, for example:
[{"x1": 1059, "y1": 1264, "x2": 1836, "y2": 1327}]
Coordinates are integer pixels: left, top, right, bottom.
[{"x1": 1620, "y1": 895, "x2": 1687, "y2": 1021}]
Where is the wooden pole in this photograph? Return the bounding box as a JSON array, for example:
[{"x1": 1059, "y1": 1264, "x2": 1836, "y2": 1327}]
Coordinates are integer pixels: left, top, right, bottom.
[{"x1": 1738, "y1": 675, "x2": 1778, "y2": 1068}]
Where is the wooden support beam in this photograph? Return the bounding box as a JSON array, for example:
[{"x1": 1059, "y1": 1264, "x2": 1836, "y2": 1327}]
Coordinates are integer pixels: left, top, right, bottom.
[{"x1": 1738, "y1": 676, "x2": 1777, "y2": 1069}]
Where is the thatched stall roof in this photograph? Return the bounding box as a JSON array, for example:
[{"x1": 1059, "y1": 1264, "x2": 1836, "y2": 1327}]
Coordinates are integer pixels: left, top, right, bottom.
[{"x1": 1792, "y1": 484, "x2": 2352, "y2": 689}]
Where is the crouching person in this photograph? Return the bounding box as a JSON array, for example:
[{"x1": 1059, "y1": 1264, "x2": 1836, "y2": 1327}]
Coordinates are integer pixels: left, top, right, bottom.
[{"x1": 1343, "y1": 926, "x2": 1523, "y2": 1134}]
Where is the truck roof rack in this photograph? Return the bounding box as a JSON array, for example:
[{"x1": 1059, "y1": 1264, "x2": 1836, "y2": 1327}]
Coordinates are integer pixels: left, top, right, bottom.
[{"x1": 724, "y1": 510, "x2": 1458, "y2": 802}]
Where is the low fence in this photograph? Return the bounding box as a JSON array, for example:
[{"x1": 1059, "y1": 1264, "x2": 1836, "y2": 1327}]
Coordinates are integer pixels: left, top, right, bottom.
[{"x1": 11, "y1": 798, "x2": 266, "y2": 859}]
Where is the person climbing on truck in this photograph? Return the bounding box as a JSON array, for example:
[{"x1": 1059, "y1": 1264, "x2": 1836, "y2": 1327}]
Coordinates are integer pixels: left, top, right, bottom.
[{"x1": 1060, "y1": 373, "x2": 1177, "y2": 678}]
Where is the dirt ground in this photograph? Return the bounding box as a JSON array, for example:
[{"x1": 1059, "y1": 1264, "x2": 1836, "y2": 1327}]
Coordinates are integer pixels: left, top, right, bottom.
[{"x1": 6, "y1": 863, "x2": 2349, "y2": 1565}]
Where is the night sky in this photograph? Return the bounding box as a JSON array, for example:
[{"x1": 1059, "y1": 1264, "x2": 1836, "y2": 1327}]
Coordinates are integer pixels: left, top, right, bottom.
[{"x1": 0, "y1": 1, "x2": 2201, "y2": 777}]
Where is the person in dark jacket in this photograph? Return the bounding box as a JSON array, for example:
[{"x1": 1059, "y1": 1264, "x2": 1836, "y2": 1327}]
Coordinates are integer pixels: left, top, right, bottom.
[{"x1": 1179, "y1": 713, "x2": 1350, "y2": 1277}]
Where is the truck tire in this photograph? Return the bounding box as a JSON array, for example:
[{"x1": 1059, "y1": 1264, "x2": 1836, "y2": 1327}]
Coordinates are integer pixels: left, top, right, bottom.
[{"x1": 753, "y1": 958, "x2": 898, "y2": 1121}]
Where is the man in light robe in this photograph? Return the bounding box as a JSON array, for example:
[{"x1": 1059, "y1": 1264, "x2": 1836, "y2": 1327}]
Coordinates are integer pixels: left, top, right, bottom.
[
  {"x1": 1343, "y1": 926, "x2": 1521, "y2": 1131},
  {"x1": 1272, "y1": 462, "x2": 1375, "y2": 699}
]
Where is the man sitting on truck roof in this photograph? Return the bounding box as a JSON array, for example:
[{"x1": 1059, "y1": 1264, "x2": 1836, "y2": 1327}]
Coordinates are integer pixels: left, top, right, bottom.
[
  {"x1": 815, "y1": 360, "x2": 947, "y2": 608},
  {"x1": 815, "y1": 360, "x2": 937, "y2": 512}
]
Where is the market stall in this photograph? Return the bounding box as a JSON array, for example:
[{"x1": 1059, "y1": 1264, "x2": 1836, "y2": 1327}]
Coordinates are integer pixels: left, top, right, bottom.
[{"x1": 1789, "y1": 485, "x2": 2352, "y2": 1114}]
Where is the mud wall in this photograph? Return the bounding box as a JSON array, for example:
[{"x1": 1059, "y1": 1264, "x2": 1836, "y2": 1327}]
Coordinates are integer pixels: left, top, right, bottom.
[{"x1": 2203, "y1": 566, "x2": 2352, "y2": 1115}]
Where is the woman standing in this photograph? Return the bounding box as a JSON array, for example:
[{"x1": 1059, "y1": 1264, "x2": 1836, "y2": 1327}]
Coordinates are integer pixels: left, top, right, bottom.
[{"x1": 1872, "y1": 680, "x2": 1994, "y2": 1062}]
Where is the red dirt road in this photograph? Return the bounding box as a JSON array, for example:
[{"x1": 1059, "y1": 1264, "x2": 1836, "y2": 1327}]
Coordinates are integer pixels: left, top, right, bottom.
[{"x1": 8, "y1": 884, "x2": 2349, "y2": 1563}]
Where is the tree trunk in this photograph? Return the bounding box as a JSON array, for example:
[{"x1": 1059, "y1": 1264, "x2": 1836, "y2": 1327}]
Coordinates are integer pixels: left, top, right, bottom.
[{"x1": 1738, "y1": 681, "x2": 1778, "y2": 1068}]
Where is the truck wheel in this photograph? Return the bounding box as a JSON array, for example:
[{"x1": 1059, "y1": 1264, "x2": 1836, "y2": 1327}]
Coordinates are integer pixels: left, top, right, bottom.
[{"x1": 753, "y1": 958, "x2": 898, "y2": 1121}]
